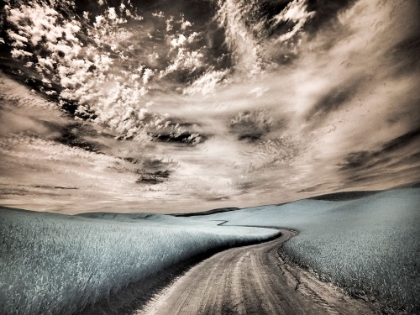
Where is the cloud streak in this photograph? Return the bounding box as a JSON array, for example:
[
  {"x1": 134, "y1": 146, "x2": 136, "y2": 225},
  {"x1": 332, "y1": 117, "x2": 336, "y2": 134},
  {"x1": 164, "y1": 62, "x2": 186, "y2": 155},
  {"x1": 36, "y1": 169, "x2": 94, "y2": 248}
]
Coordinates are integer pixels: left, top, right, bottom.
[{"x1": 1, "y1": 0, "x2": 419, "y2": 213}]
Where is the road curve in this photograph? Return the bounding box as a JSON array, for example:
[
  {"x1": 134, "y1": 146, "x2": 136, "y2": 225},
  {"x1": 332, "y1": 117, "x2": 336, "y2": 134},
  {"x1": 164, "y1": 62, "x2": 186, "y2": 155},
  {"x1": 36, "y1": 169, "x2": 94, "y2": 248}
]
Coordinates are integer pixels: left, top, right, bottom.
[{"x1": 139, "y1": 229, "x2": 379, "y2": 315}]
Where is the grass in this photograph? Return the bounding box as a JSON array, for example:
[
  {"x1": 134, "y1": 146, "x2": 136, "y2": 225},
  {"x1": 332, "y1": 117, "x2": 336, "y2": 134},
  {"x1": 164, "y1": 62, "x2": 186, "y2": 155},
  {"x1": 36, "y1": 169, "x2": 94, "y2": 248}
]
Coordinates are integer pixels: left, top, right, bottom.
[
  {"x1": 0, "y1": 207, "x2": 278, "y2": 315},
  {"x1": 2, "y1": 187, "x2": 418, "y2": 314},
  {"x1": 192, "y1": 187, "x2": 420, "y2": 314}
]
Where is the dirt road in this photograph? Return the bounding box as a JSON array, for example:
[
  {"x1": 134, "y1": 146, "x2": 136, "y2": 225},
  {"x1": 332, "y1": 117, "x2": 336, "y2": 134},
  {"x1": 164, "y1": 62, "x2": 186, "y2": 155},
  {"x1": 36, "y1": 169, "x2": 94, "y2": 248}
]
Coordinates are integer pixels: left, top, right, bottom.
[{"x1": 140, "y1": 229, "x2": 379, "y2": 315}]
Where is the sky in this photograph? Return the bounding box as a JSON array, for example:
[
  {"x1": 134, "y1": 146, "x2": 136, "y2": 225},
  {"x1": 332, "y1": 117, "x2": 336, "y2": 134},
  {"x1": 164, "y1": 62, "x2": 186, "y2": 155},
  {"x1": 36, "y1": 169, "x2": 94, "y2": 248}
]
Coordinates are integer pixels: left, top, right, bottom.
[{"x1": 0, "y1": 0, "x2": 419, "y2": 214}]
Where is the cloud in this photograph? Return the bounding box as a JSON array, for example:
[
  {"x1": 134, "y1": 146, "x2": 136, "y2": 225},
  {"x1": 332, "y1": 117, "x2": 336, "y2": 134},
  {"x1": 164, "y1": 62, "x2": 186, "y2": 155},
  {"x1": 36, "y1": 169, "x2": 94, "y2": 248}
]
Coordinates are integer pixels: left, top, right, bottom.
[
  {"x1": 161, "y1": 48, "x2": 205, "y2": 78},
  {"x1": 305, "y1": 79, "x2": 362, "y2": 124},
  {"x1": 304, "y1": 0, "x2": 357, "y2": 33},
  {"x1": 170, "y1": 34, "x2": 187, "y2": 48},
  {"x1": 214, "y1": 0, "x2": 265, "y2": 76},
  {"x1": 182, "y1": 69, "x2": 230, "y2": 96},
  {"x1": 152, "y1": 11, "x2": 165, "y2": 18},
  {"x1": 271, "y1": 0, "x2": 315, "y2": 42},
  {"x1": 143, "y1": 68, "x2": 154, "y2": 84},
  {"x1": 1, "y1": 0, "x2": 420, "y2": 212},
  {"x1": 4, "y1": 1, "x2": 155, "y2": 138},
  {"x1": 340, "y1": 126, "x2": 420, "y2": 170},
  {"x1": 230, "y1": 109, "x2": 274, "y2": 141}
]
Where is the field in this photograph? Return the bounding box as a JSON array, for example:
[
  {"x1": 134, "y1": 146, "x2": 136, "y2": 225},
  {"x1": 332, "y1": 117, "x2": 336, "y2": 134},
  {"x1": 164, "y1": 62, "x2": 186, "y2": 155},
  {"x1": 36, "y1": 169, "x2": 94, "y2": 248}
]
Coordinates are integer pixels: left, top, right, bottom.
[
  {"x1": 192, "y1": 187, "x2": 420, "y2": 314},
  {"x1": 1, "y1": 187, "x2": 419, "y2": 315},
  {"x1": 0, "y1": 207, "x2": 278, "y2": 315}
]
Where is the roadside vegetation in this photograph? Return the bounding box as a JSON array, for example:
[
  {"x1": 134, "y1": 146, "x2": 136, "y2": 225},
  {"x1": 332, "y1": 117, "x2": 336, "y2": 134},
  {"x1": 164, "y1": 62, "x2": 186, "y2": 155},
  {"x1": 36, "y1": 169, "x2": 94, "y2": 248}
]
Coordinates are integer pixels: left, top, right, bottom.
[
  {"x1": 194, "y1": 187, "x2": 420, "y2": 314},
  {"x1": 0, "y1": 207, "x2": 278, "y2": 315}
]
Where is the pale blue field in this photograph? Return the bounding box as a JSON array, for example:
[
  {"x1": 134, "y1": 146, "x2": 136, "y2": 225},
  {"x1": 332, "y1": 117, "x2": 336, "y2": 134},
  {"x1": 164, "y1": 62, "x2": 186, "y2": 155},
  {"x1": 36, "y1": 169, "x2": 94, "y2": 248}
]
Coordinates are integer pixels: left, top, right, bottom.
[
  {"x1": 0, "y1": 208, "x2": 278, "y2": 315},
  {"x1": 192, "y1": 187, "x2": 420, "y2": 314},
  {"x1": 1, "y1": 187, "x2": 419, "y2": 314}
]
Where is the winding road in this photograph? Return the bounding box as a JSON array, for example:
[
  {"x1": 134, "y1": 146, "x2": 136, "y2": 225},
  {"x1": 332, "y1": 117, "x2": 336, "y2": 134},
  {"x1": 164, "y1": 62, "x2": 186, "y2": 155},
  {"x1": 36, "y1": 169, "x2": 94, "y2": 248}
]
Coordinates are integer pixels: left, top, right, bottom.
[{"x1": 140, "y1": 229, "x2": 379, "y2": 315}]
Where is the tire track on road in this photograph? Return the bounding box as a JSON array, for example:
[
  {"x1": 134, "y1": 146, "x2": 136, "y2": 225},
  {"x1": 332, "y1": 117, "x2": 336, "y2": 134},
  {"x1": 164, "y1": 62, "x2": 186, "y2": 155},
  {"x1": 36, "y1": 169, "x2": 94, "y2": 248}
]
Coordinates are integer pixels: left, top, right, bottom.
[{"x1": 140, "y1": 229, "x2": 379, "y2": 315}]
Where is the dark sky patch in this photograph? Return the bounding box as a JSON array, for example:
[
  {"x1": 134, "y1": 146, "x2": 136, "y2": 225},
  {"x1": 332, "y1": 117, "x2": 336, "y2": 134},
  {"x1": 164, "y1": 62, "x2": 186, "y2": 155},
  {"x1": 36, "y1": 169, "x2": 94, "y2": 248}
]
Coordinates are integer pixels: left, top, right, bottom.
[
  {"x1": 150, "y1": 131, "x2": 207, "y2": 145},
  {"x1": 131, "y1": 0, "x2": 217, "y2": 22},
  {"x1": 0, "y1": 60, "x2": 60, "y2": 103},
  {"x1": 381, "y1": 127, "x2": 420, "y2": 154},
  {"x1": 237, "y1": 181, "x2": 255, "y2": 193},
  {"x1": 398, "y1": 151, "x2": 420, "y2": 166},
  {"x1": 305, "y1": 0, "x2": 357, "y2": 33},
  {"x1": 122, "y1": 156, "x2": 176, "y2": 185},
  {"x1": 340, "y1": 152, "x2": 393, "y2": 173},
  {"x1": 246, "y1": 0, "x2": 292, "y2": 37},
  {"x1": 162, "y1": 67, "x2": 207, "y2": 85},
  {"x1": 342, "y1": 163, "x2": 420, "y2": 187},
  {"x1": 146, "y1": 118, "x2": 207, "y2": 145},
  {"x1": 339, "y1": 127, "x2": 420, "y2": 187},
  {"x1": 143, "y1": 159, "x2": 166, "y2": 170},
  {"x1": 138, "y1": 157, "x2": 178, "y2": 173},
  {"x1": 136, "y1": 169, "x2": 170, "y2": 185},
  {"x1": 306, "y1": 80, "x2": 361, "y2": 123},
  {"x1": 388, "y1": 34, "x2": 420, "y2": 76},
  {"x1": 204, "y1": 28, "x2": 233, "y2": 70},
  {"x1": 123, "y1": 157, "x2": 140, "y2": 164},
  {"x1": 230, "y1": 110, "x2": 280, "y2": 142},
  {"x1": 238, "y1": 132, "x2": 264, "y2": 142},
  {"x1": 340, "y1": 151, "x2": 376, "y2": 170},
  {"x1": 50, "y1": 122, "x2": 104, "y2": 153}
]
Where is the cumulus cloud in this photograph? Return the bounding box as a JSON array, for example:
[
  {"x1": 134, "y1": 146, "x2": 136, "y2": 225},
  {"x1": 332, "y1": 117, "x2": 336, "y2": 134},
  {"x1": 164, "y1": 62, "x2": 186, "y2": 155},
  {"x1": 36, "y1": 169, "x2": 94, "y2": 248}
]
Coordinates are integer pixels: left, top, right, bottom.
[
  {"x1": 183, "y1": 70, "x2": 230, "y2": 96},
  {"x1": 4, "y1": 0, "x2": 165, "y2": 141},
  {"x1": 161, "y1": 48, "x2": 204, "y2": 77},
  {"x1": 170, "y1": 35, "x2": 187, "y2": 48},
  {"x1": 271, "y1": 0, "x2": 315, "y2": 42},
  {"x1": 1, "y1": 0, "x2": 419, "y2": 212}
]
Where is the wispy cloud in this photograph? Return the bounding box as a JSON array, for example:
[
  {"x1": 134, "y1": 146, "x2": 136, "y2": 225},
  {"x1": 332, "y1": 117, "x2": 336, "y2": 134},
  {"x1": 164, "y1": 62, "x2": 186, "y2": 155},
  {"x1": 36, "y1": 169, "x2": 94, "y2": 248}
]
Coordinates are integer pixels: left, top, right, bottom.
[{"x1": 1, "y1": 0, "x2": 419, "y2": 213}]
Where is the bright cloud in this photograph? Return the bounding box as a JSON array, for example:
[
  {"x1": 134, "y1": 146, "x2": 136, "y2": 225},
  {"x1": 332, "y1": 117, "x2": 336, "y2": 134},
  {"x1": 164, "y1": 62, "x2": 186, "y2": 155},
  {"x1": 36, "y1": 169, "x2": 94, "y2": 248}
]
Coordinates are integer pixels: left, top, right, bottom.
[
  {"x1": 272, "y1": 0, "x2": 315, "y2": 42},
  {"x1": 1, "y1": 0, "x2": 419, "y2": 213}
]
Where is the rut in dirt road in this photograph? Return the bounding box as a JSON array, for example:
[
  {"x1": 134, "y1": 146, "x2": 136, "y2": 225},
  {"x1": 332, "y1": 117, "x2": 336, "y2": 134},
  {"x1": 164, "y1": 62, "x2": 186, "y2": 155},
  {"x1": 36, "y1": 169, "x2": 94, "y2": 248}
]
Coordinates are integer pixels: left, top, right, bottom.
[{"x1": 141, "y1": 229, "x2": 380, "y2": 315}]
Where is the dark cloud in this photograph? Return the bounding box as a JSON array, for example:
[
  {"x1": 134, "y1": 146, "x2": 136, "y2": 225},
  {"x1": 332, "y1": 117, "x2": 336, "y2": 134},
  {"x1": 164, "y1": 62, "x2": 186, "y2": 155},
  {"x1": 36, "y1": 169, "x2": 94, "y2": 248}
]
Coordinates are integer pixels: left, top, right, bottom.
[
  {"x1": 0, "y1": 61, "x2": 56, "y2": 101},
  {"x1": 339, "y1": 127, "x2": 420, "y2": 186},
  {"x1": 398, "y1": 151, "x2": 420, "y2": 167},
  {"x1": 54, "y1": 131, "x2": 101, "y2": 152},
  {"x1": 340, "y1": 151, "x2": 371, "y2": 170},
  {"x1": 230, "y1": 109, "x2": 285, "y2": 142},
  {"x1": 381, "y1": 127, "x2": 420, "y2": 154},
  {"x1": 297, "y1": 183, "x2": 326, "y2": 194},
  {"x1": 142, "y1": 157, "x2": 167, "y2": 169},
  {"x1": 306, "y1": 80, "x2": 362, "y2": 123},
  {"x1": 237, "y1": 181, "x2": 255, "y2": 192},
  {"x1": 39, "y1": 121, "x2": 106, "y2": 153},
  {"x1": 34, "y1": 185, "x2": 78, "y2": 190},
  {"x1": 136, "y1": 170, "x2": 170, "y2": 185},
  {"x1": 121, "y1": 156, "x2": 176, "y2": 184},
  {"x1": 150, "y1": 131, "x2": 207, "y2": 145},
  {"x1": 205, "y1": 196, "x2": 230, "y2": 202},
  {"x1": 388, "y1": 34, "x2": 420, "y2": 76}
]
